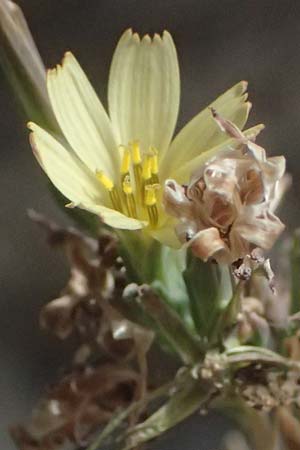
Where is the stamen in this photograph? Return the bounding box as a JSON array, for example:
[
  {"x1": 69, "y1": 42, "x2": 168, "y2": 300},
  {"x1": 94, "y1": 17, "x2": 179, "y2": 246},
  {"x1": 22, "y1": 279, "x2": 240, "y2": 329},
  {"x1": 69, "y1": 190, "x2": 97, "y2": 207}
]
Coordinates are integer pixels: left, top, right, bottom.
[
  {"x1": 131, "y1": 141, "x2": 143, "y2": 203},
  {"x1": 96, "y1": 170, "x2": 114, "y2": 191},
  {"x1": 144, "y1": 185, "x2": 157, "y2": 206},
  {"x1": 147, "y1": 205, "x2": 159, "y2": 227},
  {"x1": 132, "y1": 141, "x2": 142, "y2": 165},
  {"x1": 123, "y1": 175, "x2": 137, "y2": 218},
  {"x1": 110, "y1": 189, "x2": 123, "y2": 212},
  {"x1": 149, "y1": 147, "x2": 159, "y2": 183},
  {"x1": 120, "y1": 146, "x2": 131, "y2": 178},
  {"x1": 142, "y1": 157, "x2": 152, "y2": 181},
  {"x1": 123, "y1": 175, "x2": 133, "y2": 195},
  {"x1": 141, "y1": 157, "x2": 152, "y2": 204},
  {"x1": 96, "y1": 170, "x2": 123, "y2": 212},
  {"x1": 95, "y1": 141, "x2": 162, "y2": 227},
  {"x1": 145, "y1": 184, "x2": 159, "y2": 227}
]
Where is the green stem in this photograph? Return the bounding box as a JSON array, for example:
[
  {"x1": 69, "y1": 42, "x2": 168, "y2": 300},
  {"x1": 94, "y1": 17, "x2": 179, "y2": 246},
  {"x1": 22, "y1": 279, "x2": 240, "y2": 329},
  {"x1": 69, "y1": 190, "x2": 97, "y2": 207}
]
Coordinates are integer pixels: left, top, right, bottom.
[
  {"x1": 116, "y1": 229, "x2": 154, "y2": 284},
  {"x1": 124, "y1": 379, "x2": 216, "y2": 449},
  {"x1": 184, "y1": 252, "x2": 233, "y2": 343},
  {"x1": 138, "y1": 285, "x2": 204, "y2": 364}
]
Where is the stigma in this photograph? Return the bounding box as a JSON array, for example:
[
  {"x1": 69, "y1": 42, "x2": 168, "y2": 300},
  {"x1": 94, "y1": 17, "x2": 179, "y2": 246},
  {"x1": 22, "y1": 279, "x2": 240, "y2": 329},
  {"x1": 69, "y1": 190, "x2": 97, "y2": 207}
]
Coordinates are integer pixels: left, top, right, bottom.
[{"x1": 96, "y1": 142, "x2": 161, "y2": 227}]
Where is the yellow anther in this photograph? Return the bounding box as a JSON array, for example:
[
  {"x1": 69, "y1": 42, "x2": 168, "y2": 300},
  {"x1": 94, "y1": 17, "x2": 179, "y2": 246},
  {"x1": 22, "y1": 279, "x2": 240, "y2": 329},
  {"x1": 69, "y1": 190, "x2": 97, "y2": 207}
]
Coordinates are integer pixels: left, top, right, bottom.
[
  {"x1": 96, "y1": 171, "x2": 114, "y2": 191},
  {"x1": 120, "y1": 147, "x2": 131, "y2": 175},
  {"x1": 149, "y1": 147, "x2": 159, "y2": 175},
  {"x1": 144, "y1": 185, "x2": 157, "y2": 206},
  {"x1": 151, "y1": 154, "x2": 158, "y2": 175},
  {"x1": 123, "y1": 175, "x2": 133, "y2": 195},
  {"x1": 132, "y1": 141, "x2": 142, "y2": 165},
  {"x1": 142, "y1": 157, "x2": 152, "y2": 180}
]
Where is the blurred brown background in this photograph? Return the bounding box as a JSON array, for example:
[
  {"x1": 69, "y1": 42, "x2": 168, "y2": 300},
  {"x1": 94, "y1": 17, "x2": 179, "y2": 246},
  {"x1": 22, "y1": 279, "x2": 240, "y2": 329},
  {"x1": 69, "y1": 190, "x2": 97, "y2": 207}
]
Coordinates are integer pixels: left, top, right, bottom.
[{"x1": 1, "y1": 0, "x2": 300, "y2": 448}]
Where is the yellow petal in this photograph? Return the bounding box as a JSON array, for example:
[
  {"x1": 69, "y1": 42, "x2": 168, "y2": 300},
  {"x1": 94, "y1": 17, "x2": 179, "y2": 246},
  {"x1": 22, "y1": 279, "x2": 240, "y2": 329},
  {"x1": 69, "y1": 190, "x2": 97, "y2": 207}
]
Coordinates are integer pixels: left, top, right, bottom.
[
  {"x1": 47, "y1": 52, "x2": 119, "y2": 177},
  {"x1": 108, "y1": 29, "x2": 180, "y2": 154},
  {"x1": 28, "y1": 122, "x2": 104, "y2": 205},
  {"x1": 171, "y1": 124, "x2": 265, "y2": 184},
  {"x1": 160, "y1": 81, "x2": 250, "y2": 179},
  {"x1": 29, "y1": 123, "x2": 147, "y2": 231}
]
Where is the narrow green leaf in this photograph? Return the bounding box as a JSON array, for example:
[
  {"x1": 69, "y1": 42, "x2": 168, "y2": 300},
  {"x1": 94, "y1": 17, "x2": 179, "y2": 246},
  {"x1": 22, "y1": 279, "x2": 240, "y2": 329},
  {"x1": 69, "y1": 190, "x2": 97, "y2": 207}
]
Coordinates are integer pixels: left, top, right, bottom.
[
  {"x1": 225, "y1": 345, "x2": 300, "y2": 370},
  {"x1": 125, "y1": 379, "x2": 215, "y2": 449},
  {"x1": 138, "y1": 285, "x2": 204, "y2": 364}
]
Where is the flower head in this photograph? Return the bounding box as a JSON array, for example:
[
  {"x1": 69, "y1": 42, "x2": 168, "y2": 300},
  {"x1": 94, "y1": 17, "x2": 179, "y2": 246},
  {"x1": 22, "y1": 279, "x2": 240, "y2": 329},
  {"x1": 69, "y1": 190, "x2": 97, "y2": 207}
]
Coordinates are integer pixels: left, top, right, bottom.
[
  {"x1": 164, "y1": 110, "x2": 286, "y2": 263},
  {"x1": 28, "y1": 29, "x2": 260, "y2": 247}
]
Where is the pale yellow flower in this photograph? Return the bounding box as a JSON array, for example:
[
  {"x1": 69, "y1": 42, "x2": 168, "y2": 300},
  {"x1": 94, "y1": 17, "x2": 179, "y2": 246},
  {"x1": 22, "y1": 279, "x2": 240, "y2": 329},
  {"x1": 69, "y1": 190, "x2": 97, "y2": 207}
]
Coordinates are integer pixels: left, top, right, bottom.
[{"x1": 28, "y1": 29, "x2": 262, "y2": 247}]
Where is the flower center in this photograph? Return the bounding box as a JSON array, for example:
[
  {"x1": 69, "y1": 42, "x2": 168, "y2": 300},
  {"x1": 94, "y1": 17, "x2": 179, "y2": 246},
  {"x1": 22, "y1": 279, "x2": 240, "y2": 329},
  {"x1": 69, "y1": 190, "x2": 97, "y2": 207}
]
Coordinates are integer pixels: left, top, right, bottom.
[{"x1": 96, "y1": 142, "x2": 161, "y2": 227}]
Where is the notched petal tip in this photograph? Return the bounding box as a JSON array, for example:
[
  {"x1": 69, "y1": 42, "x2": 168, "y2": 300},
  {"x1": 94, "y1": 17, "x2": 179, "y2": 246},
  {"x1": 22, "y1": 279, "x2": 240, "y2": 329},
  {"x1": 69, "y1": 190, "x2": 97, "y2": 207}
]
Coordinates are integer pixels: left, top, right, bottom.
[
  {"x1": 46, "y1": 67, "x2": 58, "y2": 85},
  {"x1": 27, "y1": 121, "x2": 35, "y2": 131},
  {"x1": 257, "y1": 123, "x2": 265, "y2": 131},
  {"x1": 162, "y1": 30, "x2": 172, "y2": 39},
  {"x1": 119, "y1": 28, "x2": 172, "y2": 47},
  {"x1": 46, "y1": 51, "x2": 74, "y2": 79},
  {"x1": 246, "y1": 101, "x2": 252, "y2": 112},
  {"x1": 132, "y1": 31, "x2": 140, "y2": 43},
  {"x1": 153, "y1": 33, "x2": 163, "y2": 44},
  {"x1": 141, "y1": 34, "x2": 152, "y2": 44},
  {"x1": 62, "y1": 50, "x2": 74, "y2": 66},
  {"x1": 119, "y1": 28, "x2": 141, "y2": 44},
  {"x1": 121, "y1": 28, "x2": 133, "y2": 39},
  {"x1": 241, "y1": 80, "x2": 248, "y2": 93}
]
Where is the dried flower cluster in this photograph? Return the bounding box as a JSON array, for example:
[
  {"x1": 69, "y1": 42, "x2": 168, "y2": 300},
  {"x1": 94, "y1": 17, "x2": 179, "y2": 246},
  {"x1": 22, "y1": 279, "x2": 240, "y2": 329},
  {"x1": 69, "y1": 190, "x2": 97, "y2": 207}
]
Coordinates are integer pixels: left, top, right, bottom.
[{"x1": 164, "y1": 110, "x2": 286, "y2": 264}]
